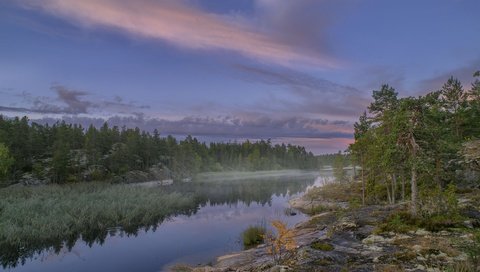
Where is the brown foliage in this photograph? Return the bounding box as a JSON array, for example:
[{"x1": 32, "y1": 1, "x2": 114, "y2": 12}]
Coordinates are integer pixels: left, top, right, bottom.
[{"x1": 264, "y1": 220, "x2": 297, "y2": 264}]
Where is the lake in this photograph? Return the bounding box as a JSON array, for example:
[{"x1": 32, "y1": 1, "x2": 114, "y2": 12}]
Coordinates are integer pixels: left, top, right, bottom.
[{"x1": 1, "y1": 171, "x2": 332, "y2": 272}]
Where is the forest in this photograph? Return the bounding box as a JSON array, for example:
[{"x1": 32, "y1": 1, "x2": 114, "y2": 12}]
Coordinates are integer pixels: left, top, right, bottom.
[
  {"x1": 0, "y1": 117, "x2": 318, "y2": 186},
  {"x1": 349, "y1": 72, "x2": 480, "y2": 216}
]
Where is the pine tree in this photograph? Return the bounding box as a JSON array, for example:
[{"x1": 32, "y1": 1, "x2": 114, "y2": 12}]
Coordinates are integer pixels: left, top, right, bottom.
[
  {"x1": 333, "y1": 151, "x2": 346, "y2": 182},
  {"x1": 0, "y1": 143, "x2": 14, "y2": 183}
]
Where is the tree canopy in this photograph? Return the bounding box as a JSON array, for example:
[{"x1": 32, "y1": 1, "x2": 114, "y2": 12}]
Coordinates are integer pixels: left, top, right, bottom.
[{"x1": 349, "y1": 73, "x2": 480, "y2": 215}]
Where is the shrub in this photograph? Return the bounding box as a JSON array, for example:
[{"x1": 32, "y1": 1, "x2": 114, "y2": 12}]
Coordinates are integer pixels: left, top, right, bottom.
[
  {"x1": 462, "y1": 232, "x2": 480, "y2": 270},
  {"x1": 419, "y1": 183, "x2": 459, "y2": 219},
  {"x1": 376, "y1": 210, "x2": 418, "y2": 234},
  {"x1": 446, "y1": 261, "x2": 476, "y2": 272},
  {"x1": 348, "y1": 197, "x2": 362, "y2": 209},
  {"x1": 311, "y1": 241, "x2": 334, "y2": 251},
  {"x1": 242, "y1": 225, "x2": 266, "y2": 248},
  {"x1": 416, "y1": 183, "x2": 464, "y2": 232},
  {"x1": 264, "y1": 220, "x2": 297, "y2": 265},
  {"x1": 421, "y1": 214, "x2": 460, "y2": 232}
]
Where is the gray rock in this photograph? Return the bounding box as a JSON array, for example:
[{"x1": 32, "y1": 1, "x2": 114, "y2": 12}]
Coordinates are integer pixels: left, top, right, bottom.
[
  {"x1": 268, "y1": 265, "x2": 290, "y2": 272},
  {"x1": 162, "y1": 179, "x2": 174, "y2": 185},
  {"x1": 415, "y1": 229, "x2": 432, "y2": 236},
  {"x1": 412, "y1": 245, "x2": 423, "y2": 252},
  {"x1": 362, "y1": 235, "x2": 390, "y2": 244},
  {"x1": 463, "y1": 220, "x2": 474, "y2": 229},
  {"x1": 365, "y1": 245, "x2": 383, "y2": 252},
  {"x1": 334, "y1": 219, "x2": 358, "y2": 231},
  {"x1": 417, "y1": 255, "x2": 427, "y2": 261},
  {"x1": 415, "y1": 264, "x2": 426, "y2": 271},
  {"x1": 20, "y1": 173, "x2": 46, "y2": 186},
  {"x1": 393, "y1": 234, "x2": 411, "y2": 241}
]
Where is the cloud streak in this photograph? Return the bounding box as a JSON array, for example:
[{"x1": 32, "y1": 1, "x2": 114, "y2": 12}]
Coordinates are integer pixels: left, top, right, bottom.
[
  {"x1": 235, "y1": 64, "x2": 369, "y2": 118},
  {"x1": 0, "y1": 85, "x2": 148, "y2": 115},
  {"x1": 18, "y1": 0, "x2": 338, "y2": 67},
  {"x1": 419, "y1": 60, "x2": 480, "y2": 93}
]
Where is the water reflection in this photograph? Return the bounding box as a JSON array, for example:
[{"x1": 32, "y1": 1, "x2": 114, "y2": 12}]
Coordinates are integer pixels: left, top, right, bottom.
[
  {"x1": 168, "y1": 173, "x2": 317, "y2": 207},
  {"x1": 2, "y1": 172, "x2": 324, "y2": 271}
]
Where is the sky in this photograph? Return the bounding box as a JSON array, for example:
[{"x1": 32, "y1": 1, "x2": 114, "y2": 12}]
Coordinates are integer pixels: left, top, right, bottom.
[{"x1": 1, "y1": 0, "x2": 479, "y2": 154}]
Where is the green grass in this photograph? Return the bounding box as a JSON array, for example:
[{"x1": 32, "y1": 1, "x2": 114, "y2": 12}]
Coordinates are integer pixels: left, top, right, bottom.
[
  {"x1": 375, "y1": 209, "x2": 466, "y2": 234},
  {"x1": 375, "y1": 211, "x2": 418, "y2": 234},
  {"x1": 311, "y1": 241, "x2": 334, "y2": 251},
  {"x1": 242, "y1": 224, "x2": 266, "y2": 248},
  {"x1": 0, "y1": 182, "x2": 196, "y2": 268},
  {"x1": 420, "y1": 214, "x2": 464, "y2": 232}
]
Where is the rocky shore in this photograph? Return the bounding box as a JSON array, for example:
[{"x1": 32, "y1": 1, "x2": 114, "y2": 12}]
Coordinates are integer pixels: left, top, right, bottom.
[{"x1": 171, "y1": 184, "x2": 480, "y2": 272}]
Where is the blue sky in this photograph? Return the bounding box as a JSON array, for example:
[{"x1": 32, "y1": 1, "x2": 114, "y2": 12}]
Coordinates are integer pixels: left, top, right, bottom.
[{"x1": 1, "y1": 0, "x2": 479, "y2": 153}]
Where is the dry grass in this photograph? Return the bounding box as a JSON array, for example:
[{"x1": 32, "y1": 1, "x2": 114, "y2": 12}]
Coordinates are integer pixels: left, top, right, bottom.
[
  {"x1": 374, "y1": 264, "x2": 405, "y2": 272},
  {"x1": 168, "y1": 264, "x2": 193, "y2": 272},
  {"x1": 420, "y1": 237, "x2": 460, "y2": 257},
  {"x1": 393, "y1": 235, "x2": 460, "y2": 258},
  {"x1": 304, "y1": 181, "x2": 362, "y2": 203}
]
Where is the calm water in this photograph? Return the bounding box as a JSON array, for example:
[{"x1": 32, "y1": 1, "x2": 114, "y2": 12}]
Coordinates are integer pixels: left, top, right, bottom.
[{"x1": 2, "y1": 172, "x2": 332, "y2": 272}]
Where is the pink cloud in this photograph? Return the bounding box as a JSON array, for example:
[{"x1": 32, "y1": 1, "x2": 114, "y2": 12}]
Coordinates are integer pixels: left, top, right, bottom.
[{"x1": 20, "y1": 0, "x2": 338, "y2": 67}]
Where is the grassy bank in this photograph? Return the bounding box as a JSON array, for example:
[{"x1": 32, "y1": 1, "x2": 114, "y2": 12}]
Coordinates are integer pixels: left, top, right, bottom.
[{"x1": 0, "y1": 183, "x2": 197, "y2": 268}]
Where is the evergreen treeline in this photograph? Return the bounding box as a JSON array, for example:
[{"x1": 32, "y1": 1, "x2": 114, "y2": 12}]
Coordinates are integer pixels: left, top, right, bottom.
[
  {"x1": 349, "y1": 72, "x2": 480, "y2": 216},
  {"x1": 0, "y1": 117, "x2": 317, "y2": 185},
  {"x1": 316, "y1": 152, "x2": 352, "y2": 169}
]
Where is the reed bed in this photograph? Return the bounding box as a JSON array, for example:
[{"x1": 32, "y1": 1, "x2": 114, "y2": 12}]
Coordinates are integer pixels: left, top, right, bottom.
[{"x1": 0, "y1": 182, "x2": 196, "y2": 268}]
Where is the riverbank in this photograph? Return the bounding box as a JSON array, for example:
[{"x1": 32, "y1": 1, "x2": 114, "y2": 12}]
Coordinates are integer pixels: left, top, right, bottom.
[{"x1": 174, "y1": 182, "x2": 480, "y2": 272}]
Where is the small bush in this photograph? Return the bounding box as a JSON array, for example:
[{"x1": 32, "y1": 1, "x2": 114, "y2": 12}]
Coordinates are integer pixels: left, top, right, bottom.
[
  {"x1": 445, "y1": 261, "x2": 476, "y2": 272},
  {"x1": 311, "y1": 241, "x2": 334, "y2": 251},
  {"x1": 242, "y1": 225, "x2": 266, "y2": 248},
  {"x1": 348, "y1": 197, "x2": 362, "y2": 209},
  {"x1": 376, "y1": 211, "x2": 418, "y2": 233},
  {"x1": 421, "y1": 214, "x2": 460, "y2": 232},
  {"x1": 264, "y1": 220, "x2": 297, "y2": 264},
  {"x1": 463, "y1": 232, "x2": 480, "y2": 269},
  {"x1": 416, "y1": 183, "x2": 465, "y2": 232},
  {"x1": 419, "y1": 183, "x2": 459, "y2": 219}
]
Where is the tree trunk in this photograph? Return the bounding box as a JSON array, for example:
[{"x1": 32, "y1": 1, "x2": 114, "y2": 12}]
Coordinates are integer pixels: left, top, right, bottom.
[
  {"x1": 409, "y1": 132, "x2": 419, "y2": 216},
  {"x1": 411, "y1": 166, "x2": 417, "y2": 216},
  {"x1": 385, "y1": 176, "x2": 392, "y2": 204},
  {"x1": 361, "y1": 159, "x2": 365, "y2": 206},
  {"x1": 391, "y1": 173, "x2": 397, "y2": 204},
  {"x1": 434, "y1": 157, "x2": 442, "y2": 188},
  {"x1": 401, "y1": 174, "x2": 405, "y2": 202}
]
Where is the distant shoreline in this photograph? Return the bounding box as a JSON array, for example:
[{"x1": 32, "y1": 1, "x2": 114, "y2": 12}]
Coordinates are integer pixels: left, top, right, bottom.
[{"x1": 195, "y1": 169, "x2": 320, "y2": 182}]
